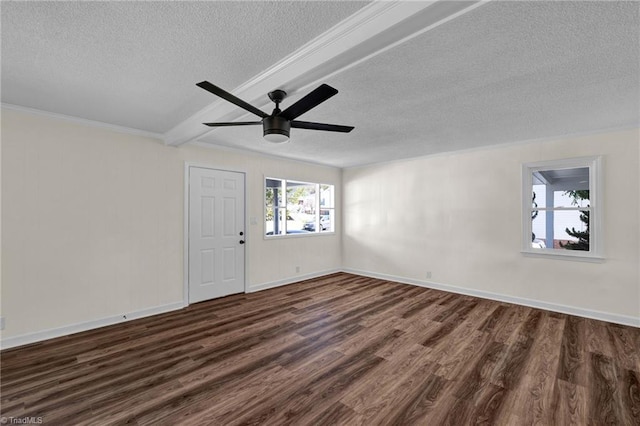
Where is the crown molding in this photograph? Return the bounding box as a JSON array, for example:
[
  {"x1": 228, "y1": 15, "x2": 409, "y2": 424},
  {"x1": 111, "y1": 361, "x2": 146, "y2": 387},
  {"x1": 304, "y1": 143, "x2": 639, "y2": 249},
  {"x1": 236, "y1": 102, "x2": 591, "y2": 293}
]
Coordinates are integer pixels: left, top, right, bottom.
[
  {"x1": 343, "y1": 125, "x2": 640, "y2": 170},
  {"x1": 1, "y1": 103, "x2": 163, "y2": 140},
  {"x1": 163, "y1": 0, "x2": 488, "y2": 147}
]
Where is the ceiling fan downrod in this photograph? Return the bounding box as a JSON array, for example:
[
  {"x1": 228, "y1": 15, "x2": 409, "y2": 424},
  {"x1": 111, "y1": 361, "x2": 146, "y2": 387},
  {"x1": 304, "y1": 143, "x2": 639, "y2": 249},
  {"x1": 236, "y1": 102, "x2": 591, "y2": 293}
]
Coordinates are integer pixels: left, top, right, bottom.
[{"x1": 268, "y1": 89, "x2": 286, "y2": 114}]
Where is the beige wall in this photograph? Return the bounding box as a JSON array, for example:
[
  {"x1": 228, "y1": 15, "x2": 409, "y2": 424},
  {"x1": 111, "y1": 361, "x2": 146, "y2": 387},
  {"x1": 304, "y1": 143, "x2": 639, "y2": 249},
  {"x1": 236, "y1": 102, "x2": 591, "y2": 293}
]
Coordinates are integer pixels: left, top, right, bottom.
[
  {"x1": 1, "y1": 108, "x2": 341, "y2": 340},
  {"x1": 2, "y1": 106, "x2": 638, "y2": 344},
  {"x1": 343, "y1": 129, "x2": 640, "y2": 321}
]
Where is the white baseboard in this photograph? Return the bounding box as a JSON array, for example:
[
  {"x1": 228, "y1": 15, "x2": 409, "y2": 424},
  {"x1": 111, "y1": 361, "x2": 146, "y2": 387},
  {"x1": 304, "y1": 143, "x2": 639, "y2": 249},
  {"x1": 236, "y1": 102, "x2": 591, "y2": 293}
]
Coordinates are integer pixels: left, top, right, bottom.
[
  {"x1": 342, "y1": 268, "x2": 640, "y2": 328},
  {"x1": 0, "y1": 302, "x2": 184, "y2": 350},
  {"x1": 1, "y1": 269, "x2": 340, "y2": 350},
  {"x1": 3, "y1": 268, "x2": 637, "y2": 350},
  {"x1": 248, "y1": 268, "x2": 342, "y2": 293}
]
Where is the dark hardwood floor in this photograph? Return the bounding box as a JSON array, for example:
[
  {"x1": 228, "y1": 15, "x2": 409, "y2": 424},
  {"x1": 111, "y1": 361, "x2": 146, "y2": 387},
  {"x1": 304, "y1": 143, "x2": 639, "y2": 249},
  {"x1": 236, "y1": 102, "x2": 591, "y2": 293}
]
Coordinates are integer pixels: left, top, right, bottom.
[{"x1": 1, "y1": 273, "x2": 639, "y2": 425}]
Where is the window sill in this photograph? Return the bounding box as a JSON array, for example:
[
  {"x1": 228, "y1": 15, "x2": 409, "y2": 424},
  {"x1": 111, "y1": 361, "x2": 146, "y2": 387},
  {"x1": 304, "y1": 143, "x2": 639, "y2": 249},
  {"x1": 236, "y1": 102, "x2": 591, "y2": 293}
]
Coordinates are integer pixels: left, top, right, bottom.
[
  {"x1": 264, "y1": 232, "x2": 336, "y2": 240},
  {"x1": 521, "y1": 250, "x2": 605, "y2": 263}
]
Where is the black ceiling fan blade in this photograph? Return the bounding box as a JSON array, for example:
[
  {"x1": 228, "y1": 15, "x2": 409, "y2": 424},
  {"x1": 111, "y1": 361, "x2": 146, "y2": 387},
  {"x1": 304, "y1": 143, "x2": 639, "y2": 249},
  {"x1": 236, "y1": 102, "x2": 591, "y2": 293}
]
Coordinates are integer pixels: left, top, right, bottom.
[
  {"x1": 291, "y1": 120, "x2": 354, "y2": 133},
  {"x1": 203, "y1": 121, "x2": 262, "y2": 127},
  {"x1": 197, "y1": 81, "x2": 268, "y2": 118},
  {"x1": 280, "y1": 84, "x2": 339, "y2": 121}
]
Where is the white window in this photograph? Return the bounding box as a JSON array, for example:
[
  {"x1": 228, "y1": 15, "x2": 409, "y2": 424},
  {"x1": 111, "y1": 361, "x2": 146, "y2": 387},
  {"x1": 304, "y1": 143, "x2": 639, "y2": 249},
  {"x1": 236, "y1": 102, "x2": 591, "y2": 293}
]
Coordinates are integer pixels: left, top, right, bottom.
[
  {"x1": 265, "y1": 178, "x2": 335, "y2": 237},
  {"x1": 522, "y1": 156, "x2": 602, "y2": 261}
]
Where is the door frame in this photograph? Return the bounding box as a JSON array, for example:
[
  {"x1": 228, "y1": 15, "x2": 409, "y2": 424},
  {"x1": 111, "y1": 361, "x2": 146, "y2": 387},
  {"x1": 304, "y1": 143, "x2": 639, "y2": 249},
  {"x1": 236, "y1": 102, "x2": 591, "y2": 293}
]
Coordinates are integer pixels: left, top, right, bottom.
[{"x1": 183, "y1": 162, "x2": 248, "y2": 307}]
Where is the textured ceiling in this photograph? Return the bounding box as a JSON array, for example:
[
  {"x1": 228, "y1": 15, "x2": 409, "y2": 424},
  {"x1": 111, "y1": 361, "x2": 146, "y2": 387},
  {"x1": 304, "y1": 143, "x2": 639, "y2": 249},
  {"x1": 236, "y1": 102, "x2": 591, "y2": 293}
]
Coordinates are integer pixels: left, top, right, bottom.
[
  {"x1": 2, "y1": 1, "x2": 639, "y2": 168},
  {"x1": 197, "y1": 1, "x2": 640, "y2": 167},
  {"x1": 1, "y1": 1, "x2": 368, "y2": 133}
]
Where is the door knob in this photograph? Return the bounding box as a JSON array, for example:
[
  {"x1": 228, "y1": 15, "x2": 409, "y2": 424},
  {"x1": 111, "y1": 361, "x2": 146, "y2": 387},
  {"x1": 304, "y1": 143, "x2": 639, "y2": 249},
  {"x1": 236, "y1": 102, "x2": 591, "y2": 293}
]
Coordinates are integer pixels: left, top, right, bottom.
[{"x1": 239, "y1": 240, "x2": 245, "y2": 244}]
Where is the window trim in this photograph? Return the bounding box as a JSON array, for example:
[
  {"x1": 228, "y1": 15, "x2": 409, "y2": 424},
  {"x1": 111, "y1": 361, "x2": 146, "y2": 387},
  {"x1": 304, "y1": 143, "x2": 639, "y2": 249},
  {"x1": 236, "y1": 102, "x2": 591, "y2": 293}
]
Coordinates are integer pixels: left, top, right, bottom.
[
  {"x1": 264, "y1": 176, "x2": 336, "y2": 239},
  {"x1": 521, "y1": 156, "x2": 603, "y2": 262}
]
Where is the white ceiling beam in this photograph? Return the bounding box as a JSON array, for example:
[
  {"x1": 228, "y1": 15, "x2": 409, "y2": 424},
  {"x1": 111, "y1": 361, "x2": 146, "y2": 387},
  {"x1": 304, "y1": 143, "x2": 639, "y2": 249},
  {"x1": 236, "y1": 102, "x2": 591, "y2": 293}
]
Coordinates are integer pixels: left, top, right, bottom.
[{"x1": 163, "y1": 0, "x2": 488, "y2": 147}]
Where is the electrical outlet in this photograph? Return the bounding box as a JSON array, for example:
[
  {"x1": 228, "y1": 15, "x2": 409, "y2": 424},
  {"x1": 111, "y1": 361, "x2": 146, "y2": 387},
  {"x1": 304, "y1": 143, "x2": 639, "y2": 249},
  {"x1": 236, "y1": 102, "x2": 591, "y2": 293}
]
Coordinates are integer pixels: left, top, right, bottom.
[
  {"x1": 295, "y1": 266, "x2": 300, "y2": 273},
  {"x1": 426, "y1": 271, "x2": 432, "y2": 280},
  {"x1": 0, "y1": 317, "x2": 5, "y2": 330}
]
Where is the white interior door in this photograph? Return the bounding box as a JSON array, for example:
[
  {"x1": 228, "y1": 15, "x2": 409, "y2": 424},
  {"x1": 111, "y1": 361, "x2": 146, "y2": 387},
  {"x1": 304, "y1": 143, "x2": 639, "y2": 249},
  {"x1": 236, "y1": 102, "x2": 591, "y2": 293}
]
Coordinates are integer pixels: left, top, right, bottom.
[{"x1": 189, "y1": 167, "x2": 245, "y2": 303}]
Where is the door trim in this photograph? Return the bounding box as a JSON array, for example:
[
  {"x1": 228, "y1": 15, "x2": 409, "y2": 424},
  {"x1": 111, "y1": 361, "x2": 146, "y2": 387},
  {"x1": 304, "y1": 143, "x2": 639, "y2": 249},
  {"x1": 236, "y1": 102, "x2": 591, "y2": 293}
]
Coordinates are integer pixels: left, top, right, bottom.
[{"x1": 183, "y1": 162, "x2": 248, "y2": 307}]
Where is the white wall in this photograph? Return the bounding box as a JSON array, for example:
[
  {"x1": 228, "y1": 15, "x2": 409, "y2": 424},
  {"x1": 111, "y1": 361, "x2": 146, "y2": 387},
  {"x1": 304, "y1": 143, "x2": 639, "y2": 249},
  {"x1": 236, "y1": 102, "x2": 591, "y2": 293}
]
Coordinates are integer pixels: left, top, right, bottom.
[
  {"x1": 1, "y1": 107, "x2": 341, "y2": 344},
  {"x1": 343, "y1": 129, "x2": 640, "y2": 324}
]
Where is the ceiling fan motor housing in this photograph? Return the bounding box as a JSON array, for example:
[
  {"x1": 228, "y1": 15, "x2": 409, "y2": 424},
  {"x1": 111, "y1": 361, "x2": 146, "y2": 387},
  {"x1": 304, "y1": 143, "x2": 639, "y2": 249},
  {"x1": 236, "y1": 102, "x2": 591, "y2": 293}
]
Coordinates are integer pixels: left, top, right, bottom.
[{"x1": 263, "y1": 115, "x2": 290, "y2": 143}]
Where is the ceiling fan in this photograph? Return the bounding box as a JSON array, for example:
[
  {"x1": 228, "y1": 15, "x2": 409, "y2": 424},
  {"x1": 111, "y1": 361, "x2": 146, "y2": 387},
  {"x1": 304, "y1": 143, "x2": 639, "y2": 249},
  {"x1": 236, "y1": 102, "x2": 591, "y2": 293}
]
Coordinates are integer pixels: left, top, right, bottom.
[{"x1": 197, "y1": 81, "x2": 354, "y2": 143}]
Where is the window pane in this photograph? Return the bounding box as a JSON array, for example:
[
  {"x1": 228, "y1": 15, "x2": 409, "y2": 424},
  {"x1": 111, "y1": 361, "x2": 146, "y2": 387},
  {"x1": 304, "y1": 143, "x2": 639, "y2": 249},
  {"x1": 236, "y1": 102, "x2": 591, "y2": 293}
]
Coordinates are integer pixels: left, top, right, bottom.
[
  {"x1": 531, "y1": 210, "x2": 546, "y2": 248},
  {"x1": 320, "y1": 184, "x2": 334, "y2": 208},
  {"x1": 266, "y1": 178, "x2": 288, "y2": 236},
  {"x1": 287, "y1": 182, "x2": 316, "y2": 214},
  {"x1": 287, "y1": 181, "x2": 316, "y2": 233},
  {"x1": 532, "y1": 185, "x2": 547, "y2": 209},
  {"x1": 265, "y1": 206, "x2": 274, "y2": 221},
  {"x1": 265, "y1": 178, "x2": 283, "y2": 206},
  {"x1": 266, "y1": 207, "x2": 287, "y2": 236},
  {"x1": 555, "y1": 209, "x2": 589, "y2": 251},
  {"x1": 531, "y1": 209, "x2": 590, "y2": 250},
  {"x1": 265, "y1": 207, "x2": 273, "y2": 235},
  {"x1": 531, "y1": 166, "x2": 590, "y2": 250},
  {"x1": 320, "y1": 209, "x2": 334, "y2": 233},
  {"x1": 554, "y1": 190, "x2": 589, "y2": 208},
  {"x1": 285, "y1": 209, "x2": 305, "y2": 232}
]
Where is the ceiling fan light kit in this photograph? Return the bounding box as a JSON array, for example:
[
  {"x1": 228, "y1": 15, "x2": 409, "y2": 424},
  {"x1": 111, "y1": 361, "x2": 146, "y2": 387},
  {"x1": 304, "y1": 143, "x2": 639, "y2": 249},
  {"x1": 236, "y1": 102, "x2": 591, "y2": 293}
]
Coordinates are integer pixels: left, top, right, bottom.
[
  {"x1": 263, "y1": 116, "x2": 291, "y2": 143},
  {"x1": 197, "y1": 81, "x2": 354, "y2": 143}
]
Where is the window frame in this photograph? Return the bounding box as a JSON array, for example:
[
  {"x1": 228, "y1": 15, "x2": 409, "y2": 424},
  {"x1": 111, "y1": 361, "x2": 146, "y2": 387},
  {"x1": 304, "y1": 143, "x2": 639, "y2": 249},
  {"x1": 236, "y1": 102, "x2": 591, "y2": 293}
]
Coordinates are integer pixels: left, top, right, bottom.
[
  {"x1": 521, "y1": 156, "x2": 603, "y2": 262},
  {"x1": 264, "y1": 177, "x2": 336, "y2": 239}
]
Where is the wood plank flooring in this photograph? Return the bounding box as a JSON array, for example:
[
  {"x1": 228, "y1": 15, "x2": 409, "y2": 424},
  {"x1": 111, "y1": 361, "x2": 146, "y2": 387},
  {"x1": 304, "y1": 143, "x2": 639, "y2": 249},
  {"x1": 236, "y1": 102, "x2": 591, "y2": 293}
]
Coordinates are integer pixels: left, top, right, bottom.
[{"x1": 1, "y1": 273, "x2": 639, "y2": 425}]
